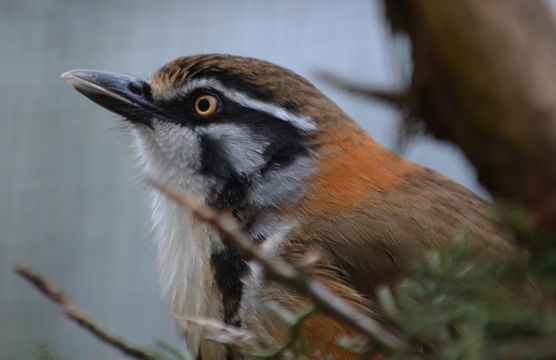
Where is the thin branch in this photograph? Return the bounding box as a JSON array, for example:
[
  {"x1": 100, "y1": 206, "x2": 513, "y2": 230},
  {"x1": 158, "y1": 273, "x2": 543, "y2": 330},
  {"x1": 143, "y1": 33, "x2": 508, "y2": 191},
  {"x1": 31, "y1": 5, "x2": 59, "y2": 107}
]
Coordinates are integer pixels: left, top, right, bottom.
[
  {"x1": 315, "y1": 70, "x2": 407, "y2": 106},
  {"x1": 147, "y1": 178, "x2": 405, "y2": 351},
  {"x1": 14, "y1": 263, "x2": 158, "y2": 360}
]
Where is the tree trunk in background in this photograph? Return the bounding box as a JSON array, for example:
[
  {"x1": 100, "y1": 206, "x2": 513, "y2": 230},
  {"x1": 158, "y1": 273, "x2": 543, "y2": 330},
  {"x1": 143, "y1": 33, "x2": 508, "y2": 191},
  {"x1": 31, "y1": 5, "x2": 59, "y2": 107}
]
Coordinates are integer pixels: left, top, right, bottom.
[{"x1": 384, "y1": 0, "x2": 556, "y2": 229}]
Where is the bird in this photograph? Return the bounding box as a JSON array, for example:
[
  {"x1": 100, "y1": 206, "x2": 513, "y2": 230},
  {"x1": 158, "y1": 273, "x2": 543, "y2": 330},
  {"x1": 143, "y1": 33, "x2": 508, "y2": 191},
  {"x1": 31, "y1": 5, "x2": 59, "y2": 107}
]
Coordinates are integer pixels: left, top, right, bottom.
[{"x1": 61, "y1": 54, "x2": 512, "y2": 360}]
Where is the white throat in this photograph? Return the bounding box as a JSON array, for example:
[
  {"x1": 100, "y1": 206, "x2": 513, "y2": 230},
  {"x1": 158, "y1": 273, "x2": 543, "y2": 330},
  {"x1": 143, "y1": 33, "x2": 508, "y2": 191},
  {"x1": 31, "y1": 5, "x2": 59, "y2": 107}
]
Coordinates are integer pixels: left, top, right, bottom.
[
  {"x1": 131, "y1": 123, "x2": 224, "y2": 357},
  {"x1": 150, "y1": 190, "x2": 223, "y2": 356}
]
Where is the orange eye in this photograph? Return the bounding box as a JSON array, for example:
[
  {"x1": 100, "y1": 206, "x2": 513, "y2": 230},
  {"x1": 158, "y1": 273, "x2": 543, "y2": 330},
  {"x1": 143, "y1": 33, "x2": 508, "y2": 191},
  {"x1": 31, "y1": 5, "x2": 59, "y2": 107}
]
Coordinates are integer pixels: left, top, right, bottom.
[{"x1": 194, "y1": 94, "x2": 218, "y2": 116}]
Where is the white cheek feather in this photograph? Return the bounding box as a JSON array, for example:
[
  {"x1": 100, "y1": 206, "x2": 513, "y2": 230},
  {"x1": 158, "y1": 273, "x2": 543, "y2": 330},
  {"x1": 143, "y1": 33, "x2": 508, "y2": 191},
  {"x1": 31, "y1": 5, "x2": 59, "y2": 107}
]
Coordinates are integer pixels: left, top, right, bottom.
[
  {"x1": 199, "y1": 123, "x2": 270, "y2": 175},
  {"x1": 130, "y1": 120, "x2": 223, "y2": 357}
]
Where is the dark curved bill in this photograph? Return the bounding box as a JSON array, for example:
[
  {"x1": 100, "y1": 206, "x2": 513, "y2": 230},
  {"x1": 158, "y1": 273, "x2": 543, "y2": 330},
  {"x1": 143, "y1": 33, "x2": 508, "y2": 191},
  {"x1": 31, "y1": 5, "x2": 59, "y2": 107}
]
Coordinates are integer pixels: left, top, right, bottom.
[{"x1": 61, "y1": 69, "x2": 160, "y2": 127}]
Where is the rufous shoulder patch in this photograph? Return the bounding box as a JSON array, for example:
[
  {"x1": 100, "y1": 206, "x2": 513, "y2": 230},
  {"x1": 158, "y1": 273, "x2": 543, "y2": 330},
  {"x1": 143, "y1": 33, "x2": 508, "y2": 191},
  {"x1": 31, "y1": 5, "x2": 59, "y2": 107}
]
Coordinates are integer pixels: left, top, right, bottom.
[{"x1": 304, "y1": 126, "x2": 415, "y2": 214}]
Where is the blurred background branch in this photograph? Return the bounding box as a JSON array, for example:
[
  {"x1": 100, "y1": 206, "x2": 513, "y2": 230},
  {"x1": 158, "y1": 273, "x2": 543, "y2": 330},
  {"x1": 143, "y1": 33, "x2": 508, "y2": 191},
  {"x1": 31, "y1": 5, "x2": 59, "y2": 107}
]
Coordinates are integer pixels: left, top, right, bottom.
[{"x1": 382, "y1": 0, "x2": 556, "y2": 230}]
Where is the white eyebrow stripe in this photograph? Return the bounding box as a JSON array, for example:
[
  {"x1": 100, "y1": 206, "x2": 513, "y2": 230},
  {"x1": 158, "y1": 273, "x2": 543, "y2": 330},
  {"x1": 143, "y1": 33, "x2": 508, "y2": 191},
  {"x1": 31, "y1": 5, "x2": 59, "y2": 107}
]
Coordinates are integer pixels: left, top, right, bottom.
[{"x1": 175, "y1": 78, "x2": 317, "y2": 133}]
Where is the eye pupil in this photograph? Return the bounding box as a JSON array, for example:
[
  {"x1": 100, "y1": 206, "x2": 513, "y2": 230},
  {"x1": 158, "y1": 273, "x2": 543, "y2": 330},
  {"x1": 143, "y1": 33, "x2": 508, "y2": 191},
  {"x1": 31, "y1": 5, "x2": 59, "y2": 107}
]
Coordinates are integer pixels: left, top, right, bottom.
[{"x1": 197, "y1": 98, "x2": 210, "y2": 112}]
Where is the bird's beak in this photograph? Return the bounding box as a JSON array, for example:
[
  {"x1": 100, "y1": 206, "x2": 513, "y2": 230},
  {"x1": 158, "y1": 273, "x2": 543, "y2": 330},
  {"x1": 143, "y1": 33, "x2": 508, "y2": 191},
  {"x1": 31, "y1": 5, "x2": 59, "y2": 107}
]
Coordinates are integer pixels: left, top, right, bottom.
[{"x1": 61, "y1": 69, "x2": 159, "y2": 127}]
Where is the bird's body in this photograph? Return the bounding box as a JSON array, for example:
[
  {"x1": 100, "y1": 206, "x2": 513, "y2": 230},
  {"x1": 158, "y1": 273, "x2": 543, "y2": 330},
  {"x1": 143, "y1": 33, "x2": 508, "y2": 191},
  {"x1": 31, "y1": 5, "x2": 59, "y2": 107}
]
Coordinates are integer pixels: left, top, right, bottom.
[{"x1": 62, "y1": 54, "x2": 511, "y2": 359}]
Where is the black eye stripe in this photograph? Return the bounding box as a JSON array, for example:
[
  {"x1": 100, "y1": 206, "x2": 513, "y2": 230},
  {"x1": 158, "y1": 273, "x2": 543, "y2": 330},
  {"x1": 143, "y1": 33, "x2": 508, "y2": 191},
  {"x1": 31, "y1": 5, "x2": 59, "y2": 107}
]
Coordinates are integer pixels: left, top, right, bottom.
[
  {"x1": 155, "y1": 77, "x2": 317, "y2": 133},
  {"x1": 158, "y1": 88, "x2": 223, "y2": 123},
  {"x1": 159, "y1": 88, "x2": 308, "y2": 136}
]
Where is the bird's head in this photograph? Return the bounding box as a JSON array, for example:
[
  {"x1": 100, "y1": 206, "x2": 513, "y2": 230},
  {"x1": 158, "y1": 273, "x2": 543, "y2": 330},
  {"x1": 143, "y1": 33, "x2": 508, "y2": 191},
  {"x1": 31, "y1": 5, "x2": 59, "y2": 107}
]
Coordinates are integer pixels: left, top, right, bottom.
[{"x1": 62, "y1": 54, "x2": 401, "y2": 230}]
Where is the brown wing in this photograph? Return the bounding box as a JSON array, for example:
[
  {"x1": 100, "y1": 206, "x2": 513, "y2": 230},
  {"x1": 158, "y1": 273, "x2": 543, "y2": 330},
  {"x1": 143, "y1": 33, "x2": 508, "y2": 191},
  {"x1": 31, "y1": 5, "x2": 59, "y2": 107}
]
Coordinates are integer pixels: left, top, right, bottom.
[{"x1": 290, "y1": 166, "x2": 513, "y2": 302}]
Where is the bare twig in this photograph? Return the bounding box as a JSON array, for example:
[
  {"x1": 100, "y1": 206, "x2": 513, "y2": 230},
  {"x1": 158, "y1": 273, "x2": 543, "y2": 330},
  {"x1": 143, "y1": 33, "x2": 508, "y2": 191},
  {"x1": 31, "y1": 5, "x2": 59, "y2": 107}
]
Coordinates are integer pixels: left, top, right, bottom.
[
  {"x1": 315, "y1": 70, "x2": 406, "y2": 106},
  {"x1": 14, "y1": 263, "x2": 157, "y2": 360},
  {"x1": 147, "y1": 178, "x2": 404, "y2": 350}
]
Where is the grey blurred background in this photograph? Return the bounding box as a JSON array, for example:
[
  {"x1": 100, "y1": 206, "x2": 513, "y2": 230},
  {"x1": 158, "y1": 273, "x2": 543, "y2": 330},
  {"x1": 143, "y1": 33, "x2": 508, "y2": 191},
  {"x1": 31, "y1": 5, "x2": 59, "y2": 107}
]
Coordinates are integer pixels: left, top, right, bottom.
[{"x1": 0, "y1": 0, "x2": 507, "y2": 358}]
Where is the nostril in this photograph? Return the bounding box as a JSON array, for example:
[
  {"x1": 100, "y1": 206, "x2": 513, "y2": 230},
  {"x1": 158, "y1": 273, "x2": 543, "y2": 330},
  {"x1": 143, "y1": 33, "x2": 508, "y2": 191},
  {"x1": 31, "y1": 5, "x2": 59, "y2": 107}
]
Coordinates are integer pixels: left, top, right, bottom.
[{"x1": 128, "y1": 82, "x2": 143, "y2": 97}]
